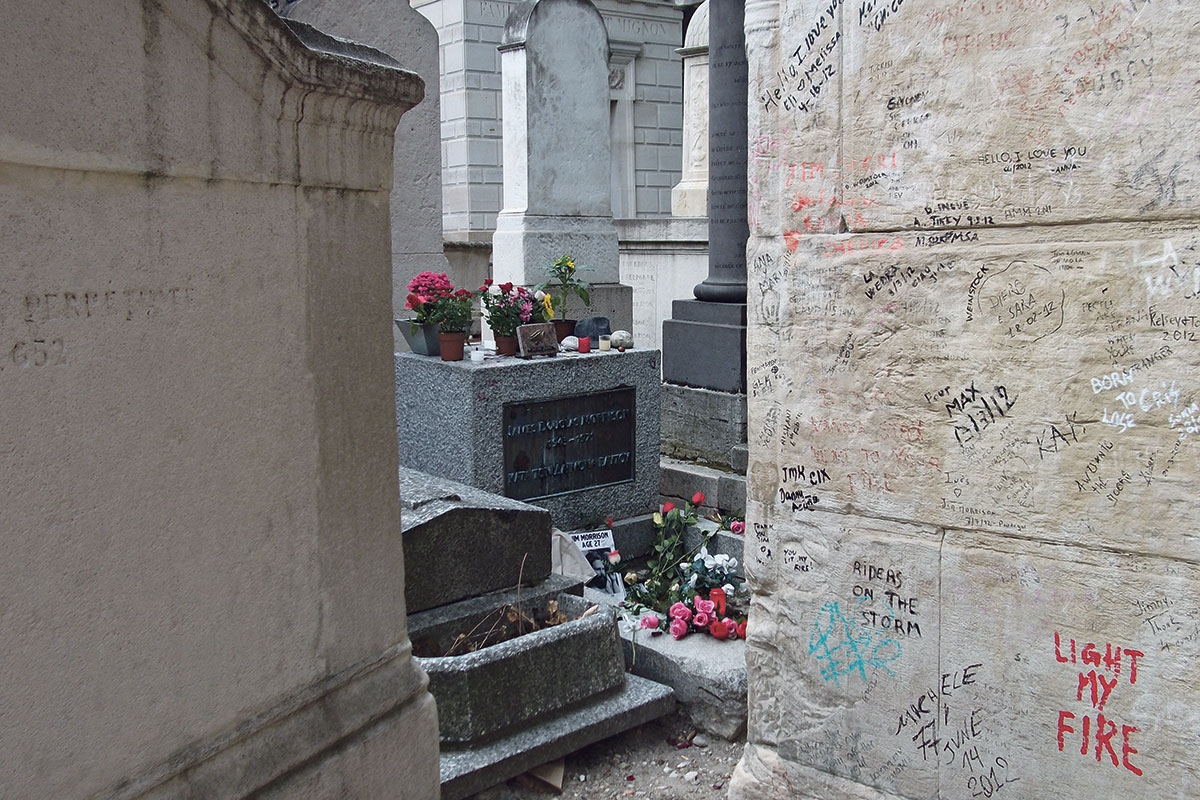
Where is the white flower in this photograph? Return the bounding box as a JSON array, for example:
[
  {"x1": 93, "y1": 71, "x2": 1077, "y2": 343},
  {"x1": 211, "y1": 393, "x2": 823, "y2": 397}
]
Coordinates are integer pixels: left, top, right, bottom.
[
  {"x1": 722, "y1": 583, "x2": 735, "y2": 595},
  {"x1": 534, "y1": 289, "x2": 546, "y2": 300},
  {"x1": 488, "y1": 285, "x2": 502, "y2": 296},
  {"x1": 689, "y1": 573, "x2": 699, "y2": 587}
]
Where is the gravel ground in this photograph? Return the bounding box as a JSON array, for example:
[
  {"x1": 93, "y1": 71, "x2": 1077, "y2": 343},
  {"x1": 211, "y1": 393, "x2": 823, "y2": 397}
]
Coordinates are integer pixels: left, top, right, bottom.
[{"x1": 467, "y1": 712, "x2": 745, "y2": 800}]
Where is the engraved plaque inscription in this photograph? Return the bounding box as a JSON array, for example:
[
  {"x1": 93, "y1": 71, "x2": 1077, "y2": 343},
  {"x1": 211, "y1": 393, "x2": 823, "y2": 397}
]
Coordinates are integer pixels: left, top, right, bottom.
[{"x1": 503, "y1": 388, "x2": 636, "y2": 500}]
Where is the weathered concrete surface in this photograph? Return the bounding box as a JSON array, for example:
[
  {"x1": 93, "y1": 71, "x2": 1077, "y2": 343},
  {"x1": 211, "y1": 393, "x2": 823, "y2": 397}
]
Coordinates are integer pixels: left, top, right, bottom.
[
  {"x1": 0, "y1": 2, "x2": 437, "y2": 798},
  {"x1": 734, "y1": 1, "x2": 1200, "y2": 798}
]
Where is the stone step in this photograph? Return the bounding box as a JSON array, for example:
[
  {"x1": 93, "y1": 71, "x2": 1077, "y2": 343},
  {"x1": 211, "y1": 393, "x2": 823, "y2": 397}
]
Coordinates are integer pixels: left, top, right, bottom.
[
  {"x1": 585, "y1": 586, "x2": 748, "y2": 741},
  {"x1": 659, "y1": 456, "x2": 746, "y2": 517},
  {"x1": 439, "y1": 673, "x2": 674, "y2": 800}
]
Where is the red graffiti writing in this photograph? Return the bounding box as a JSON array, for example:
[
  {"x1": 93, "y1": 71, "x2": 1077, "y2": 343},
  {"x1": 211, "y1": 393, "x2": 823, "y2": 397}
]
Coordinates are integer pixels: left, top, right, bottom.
[{"x1": 1053, "y1": 631, "x2": 1146, "y2": 777}]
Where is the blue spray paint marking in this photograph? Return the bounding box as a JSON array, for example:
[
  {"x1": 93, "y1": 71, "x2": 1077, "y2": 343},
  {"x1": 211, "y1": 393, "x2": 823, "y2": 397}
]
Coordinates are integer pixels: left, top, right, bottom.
[{"x1": 808, "y1": 599, "x2": 902, "y2": 686}]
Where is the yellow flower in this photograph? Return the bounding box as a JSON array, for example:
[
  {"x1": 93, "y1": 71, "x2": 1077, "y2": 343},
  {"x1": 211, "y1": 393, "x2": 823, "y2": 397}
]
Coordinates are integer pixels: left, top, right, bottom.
[{"x1": 542, "y1": 294, "x2": 554, "y2": 319}]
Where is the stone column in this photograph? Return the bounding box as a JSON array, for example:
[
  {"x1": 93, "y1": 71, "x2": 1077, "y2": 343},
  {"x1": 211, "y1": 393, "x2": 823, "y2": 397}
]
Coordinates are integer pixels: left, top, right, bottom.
[
  {"x1": 694, "y1": 0, "x2": 749, "y2": 304},
  {"x1": 492, "y1": 0, "x2": 632, "y2": 331},
  {"x1": 671, "y1": 0, "x2": 710, "y2": 218},
  {"x1": 661, "y1": 0, "x2": 749, "y2": 450}
]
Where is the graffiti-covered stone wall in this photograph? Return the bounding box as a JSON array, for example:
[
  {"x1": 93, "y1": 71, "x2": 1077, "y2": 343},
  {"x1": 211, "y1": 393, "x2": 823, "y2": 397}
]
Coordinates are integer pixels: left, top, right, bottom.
[{"x1": 733, "y1": 1, "x2": 1200, "y2": 798}]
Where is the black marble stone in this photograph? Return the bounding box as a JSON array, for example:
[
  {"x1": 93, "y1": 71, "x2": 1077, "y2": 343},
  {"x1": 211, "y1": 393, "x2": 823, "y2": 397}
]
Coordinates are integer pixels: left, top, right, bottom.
[{"x1": 574, "y1": 315, "x2": 611, "y2": 345}]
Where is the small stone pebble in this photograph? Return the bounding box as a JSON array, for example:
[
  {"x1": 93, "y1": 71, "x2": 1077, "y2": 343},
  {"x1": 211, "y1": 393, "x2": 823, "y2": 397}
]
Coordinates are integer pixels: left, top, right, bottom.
[
  {"x1": 692, "y1": 734, "x2": 711, "y2": 748},
  {"x1": 684, "y1": 770, "x2": 699, "y2": 782}
]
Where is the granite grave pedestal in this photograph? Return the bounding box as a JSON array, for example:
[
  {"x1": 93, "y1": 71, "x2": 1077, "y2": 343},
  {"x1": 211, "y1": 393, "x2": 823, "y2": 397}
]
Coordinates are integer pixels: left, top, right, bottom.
[{"x1": 395, "y1": 349, "x2": 660, "y2": 530}]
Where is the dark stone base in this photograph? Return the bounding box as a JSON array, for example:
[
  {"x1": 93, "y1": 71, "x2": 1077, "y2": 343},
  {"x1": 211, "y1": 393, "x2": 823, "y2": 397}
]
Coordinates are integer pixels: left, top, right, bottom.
[
  {"x1": 399, "y1": 468, "x2": 552, "y2": 614},
  {"x1": 661, "y1": 300, "x2": 746, "y2": 393},
  {"x1": 660, "y1": 382, "x2": 747, "y2": 470}
]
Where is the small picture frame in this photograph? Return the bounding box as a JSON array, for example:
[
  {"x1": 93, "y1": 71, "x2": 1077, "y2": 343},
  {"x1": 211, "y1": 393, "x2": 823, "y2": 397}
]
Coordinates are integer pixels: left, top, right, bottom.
[{"x1": 516, "y1": 322, "x2": 559, "y2": 358}]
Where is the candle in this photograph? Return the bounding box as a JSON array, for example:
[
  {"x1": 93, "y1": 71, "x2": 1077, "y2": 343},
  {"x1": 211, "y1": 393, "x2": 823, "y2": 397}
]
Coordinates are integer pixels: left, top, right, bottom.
[
  {"x1": 577, "y1": 336, "x2": 591, "y2": 353},
  {"x1": 598, "y1": 335, "x2": 611, "y2": 351},
  {"x1": 470, "y1": 348, "x2": 486, "y2": 363}
]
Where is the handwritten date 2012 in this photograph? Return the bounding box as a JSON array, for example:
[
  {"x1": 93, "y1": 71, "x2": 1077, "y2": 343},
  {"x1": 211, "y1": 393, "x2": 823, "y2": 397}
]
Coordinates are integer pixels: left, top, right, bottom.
[{"x1": 967, "y1": 756, "x2": 1020, "y2": 797}]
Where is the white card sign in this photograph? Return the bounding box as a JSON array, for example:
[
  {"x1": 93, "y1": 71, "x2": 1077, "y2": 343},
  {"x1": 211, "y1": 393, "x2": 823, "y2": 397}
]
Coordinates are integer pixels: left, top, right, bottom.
[{"x1": 567, "y1": 528, "x2": 615, "y2": 552}]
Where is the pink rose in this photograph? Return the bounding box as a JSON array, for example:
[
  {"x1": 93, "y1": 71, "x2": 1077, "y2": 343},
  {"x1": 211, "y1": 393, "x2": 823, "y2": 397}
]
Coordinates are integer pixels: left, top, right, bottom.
[
  {"x1": 662, "y1": 501, "x2": 675, "y2": 514},
  {"x1": 692, "y1": 612, "x2": 711, "y2": 628},
  {"x1": 730, "y1": 520, "x2": 745, "y2": 535},
  {"x1": 692, "y1": 491, "x2": 706, "y2": 506},
  {"x1": 640, "y1": 614, "x2": 660, "y2": 630},
  {"x1": 669, "y1": 602, "x2": 692, "y2": 622},
  {"x1": 669, "y1": 618, "x2": 689, "y2": 640},
  {"x1": 693, "y1": 598, "x2": 716, "y2": 616},
  {"x1": 607, "y1": 549, "x2": 621, "y2": 565}
]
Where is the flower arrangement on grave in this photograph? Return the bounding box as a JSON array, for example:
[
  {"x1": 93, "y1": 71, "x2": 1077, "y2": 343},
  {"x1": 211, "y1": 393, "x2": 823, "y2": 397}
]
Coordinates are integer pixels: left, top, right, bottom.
[
  {"x1": 434, "y1": 289, "x2": 474, "y2": 332},
  {"x1": 478, "y1": 279, "x2": 549, "y2": 336},
  {"x1": 430, "y1": 287, "x2": 475, "y2": 333},
  {"x1": 405, "y1": 271, "x2": 455, "y2": 326},
  {"x1": 537, "y1": 254, "x2": 591, "y2": 321},
  {"x1": 621, "y1": 492, "x2": 748, "y2": 643}
]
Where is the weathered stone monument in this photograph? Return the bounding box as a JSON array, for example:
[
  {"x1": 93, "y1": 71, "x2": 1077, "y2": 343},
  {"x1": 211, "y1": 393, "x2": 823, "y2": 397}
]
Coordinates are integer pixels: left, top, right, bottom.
[
  {"x1": 493, "y1": 0, "x2": 633, "y2": 331},
  {"x1": 397, "y1": 466, "x2": 674, "y2": 798},
  {"x1": 733, "y1": 0, "x2": 1200, "y2": 797},
  {"x1": 0, "y1": 2, "x2": 437, "y2": 797},
  {"x1": 277, "y1": 0, "x2": 455, "y2": 351}
]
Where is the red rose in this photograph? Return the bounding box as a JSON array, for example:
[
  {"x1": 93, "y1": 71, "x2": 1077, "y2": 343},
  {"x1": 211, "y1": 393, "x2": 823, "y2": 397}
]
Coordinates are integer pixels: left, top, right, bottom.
[
  {"x1": 500, "y1": 281, "x2": 514, "y2": 294},
  {"x1": 606, "y1": 516, "x2": 614, "y2": 528},
  {"x1": 692, "y1": 491, "x2": 705, "y2": 506},
  {"x1": 709, "y1": 587, "x2": 727, "y2": 617},
  {"x1": 709, "y1": 619, "x2": 731, "y2": 640},
  {"x1": 662, "y1": 502, "x2": 675, "y2": 514},
  {"x1": 736, "y1": 620, "x2": 748, "y2": 640}
]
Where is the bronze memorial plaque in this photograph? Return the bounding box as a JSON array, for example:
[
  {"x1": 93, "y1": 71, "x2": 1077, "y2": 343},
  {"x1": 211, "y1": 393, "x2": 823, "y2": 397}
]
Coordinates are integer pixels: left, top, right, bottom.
[{"x1": 503, "y1": 388, "x2": 636, "y2": 501}]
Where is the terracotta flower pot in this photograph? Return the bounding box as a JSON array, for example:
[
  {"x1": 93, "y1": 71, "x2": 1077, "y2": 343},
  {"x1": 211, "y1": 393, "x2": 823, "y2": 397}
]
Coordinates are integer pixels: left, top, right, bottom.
[
  {"x1": 552, "y1": 319, "x2": 576, "y2": 343},
  {"x1": 494, "y1": 334, "x2": 519, "y2": 356},
  {"x1": 438, "y1": 331, "x2": 467, "y2": 361}
]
